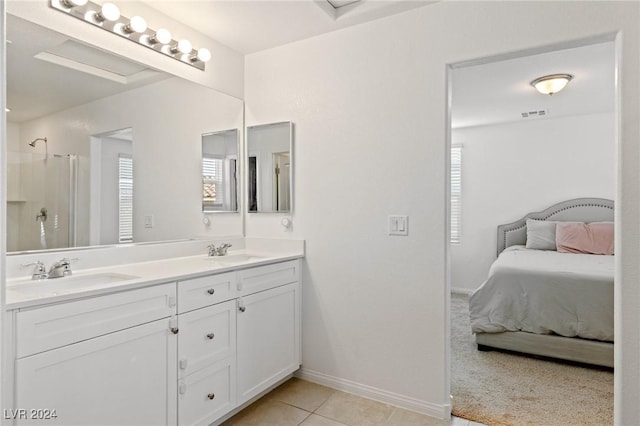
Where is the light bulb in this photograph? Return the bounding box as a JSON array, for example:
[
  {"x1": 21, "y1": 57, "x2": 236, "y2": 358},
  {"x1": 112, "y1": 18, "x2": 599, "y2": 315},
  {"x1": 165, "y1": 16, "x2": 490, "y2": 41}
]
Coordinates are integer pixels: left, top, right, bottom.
[
  {"x1": 196, "y1": 48, "x2": 211, "y2": 62},
  {"x1": 176, "y1": 39, "x2": 192, "y2": 54},
  {"x1": 150, "y1": 28, "x2": 172, "y2": 45},
  {"x1": 95, "y1": 2, "x2": 120, "y2": 22},
  {"x1": 124, "y1": 16, "x2": 147, "y2": 33},
  {"x1": 62, "y1": 0, "x2": 88, "y2": 7}
]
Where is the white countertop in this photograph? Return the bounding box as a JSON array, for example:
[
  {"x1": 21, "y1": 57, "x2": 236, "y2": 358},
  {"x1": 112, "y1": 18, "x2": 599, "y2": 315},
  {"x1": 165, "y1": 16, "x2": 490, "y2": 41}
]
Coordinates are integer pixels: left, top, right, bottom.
[{"x1": 6, "y1": 251, "x2": 303, "y2": 310}]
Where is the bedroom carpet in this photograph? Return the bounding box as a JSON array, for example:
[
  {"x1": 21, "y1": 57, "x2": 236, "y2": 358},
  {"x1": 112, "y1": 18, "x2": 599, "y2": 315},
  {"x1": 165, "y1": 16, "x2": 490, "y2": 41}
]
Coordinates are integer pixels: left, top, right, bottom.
[{"x1": 450, "y1": 292, "x2": 613, "y2": 426}]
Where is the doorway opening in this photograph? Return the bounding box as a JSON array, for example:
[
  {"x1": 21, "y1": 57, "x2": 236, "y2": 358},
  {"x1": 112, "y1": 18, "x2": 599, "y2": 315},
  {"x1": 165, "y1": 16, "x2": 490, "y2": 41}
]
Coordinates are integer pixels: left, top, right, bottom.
[
  {"x1": 89, "y1": 127, "x2": 133, "y2": 246},
  {"x1": 446, "y1": 37, "x2": 618, "y2": 424}
]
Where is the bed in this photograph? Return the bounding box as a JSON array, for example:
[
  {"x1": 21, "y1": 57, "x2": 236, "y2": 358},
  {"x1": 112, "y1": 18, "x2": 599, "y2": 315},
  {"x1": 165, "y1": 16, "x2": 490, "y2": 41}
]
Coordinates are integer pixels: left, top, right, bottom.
[{"x1": 469, "y1": 198, "x2": 615, "y2": 367}]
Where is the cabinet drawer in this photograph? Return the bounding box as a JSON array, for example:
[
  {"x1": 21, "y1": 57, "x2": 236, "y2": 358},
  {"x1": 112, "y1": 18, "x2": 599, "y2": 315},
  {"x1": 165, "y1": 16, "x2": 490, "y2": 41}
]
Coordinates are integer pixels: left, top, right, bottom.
[
  {"x1": 178, "y1": 272, "x2": 236, "y2": 314},
  {"x1": 178, "y1": 300, "x2": 236, "y2": 377},
  {"x1": 16, "y1": 283, "x2": 176, "y2": 359},
  {"x1": 178, "y1": 358, "x2": 236, "y2": 426},
  {"x1": 237, "y1": 260, "x2": 300, "y2": 296}
]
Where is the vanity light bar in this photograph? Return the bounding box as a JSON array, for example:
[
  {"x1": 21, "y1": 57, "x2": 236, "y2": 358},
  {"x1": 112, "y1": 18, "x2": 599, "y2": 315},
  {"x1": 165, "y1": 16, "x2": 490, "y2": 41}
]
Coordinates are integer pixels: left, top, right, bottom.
[{"x1": 50, "y1": 0, "x2": 211, "y2": 71}]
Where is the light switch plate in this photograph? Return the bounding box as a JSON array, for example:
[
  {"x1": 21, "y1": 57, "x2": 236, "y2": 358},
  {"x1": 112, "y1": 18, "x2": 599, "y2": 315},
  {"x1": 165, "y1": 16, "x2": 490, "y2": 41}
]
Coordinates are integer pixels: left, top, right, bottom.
[
  {"x1": 388, "y1": 215, "x2": 408, "y2": 236},
  {"x1": 144, "y1": 215, "x2": 154, "y2": 228}
]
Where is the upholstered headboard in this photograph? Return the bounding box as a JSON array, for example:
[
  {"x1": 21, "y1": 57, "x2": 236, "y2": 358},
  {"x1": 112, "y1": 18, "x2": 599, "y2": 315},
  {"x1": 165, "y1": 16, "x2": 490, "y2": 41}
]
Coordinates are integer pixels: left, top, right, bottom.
[{"x1": 497, "y1": 197, "x2": 614, "y2": 255}]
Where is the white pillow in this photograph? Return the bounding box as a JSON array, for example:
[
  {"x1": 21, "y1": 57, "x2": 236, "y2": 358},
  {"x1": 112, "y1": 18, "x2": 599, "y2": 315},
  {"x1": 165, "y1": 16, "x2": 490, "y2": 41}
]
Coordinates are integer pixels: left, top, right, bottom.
[{"x1": 525, "y1": 219, "x2": 557, "y2": 250}]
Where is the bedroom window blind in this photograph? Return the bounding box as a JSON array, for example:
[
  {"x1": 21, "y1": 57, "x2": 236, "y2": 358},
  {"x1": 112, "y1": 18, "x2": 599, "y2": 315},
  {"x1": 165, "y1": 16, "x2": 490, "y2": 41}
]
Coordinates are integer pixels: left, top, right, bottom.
[
  {"x1": 203, "y1": 156, "x2": 225, "y2": 209},
  {"x1": 450, "y1": 145, "x2": 462, "y2": 244},
  {"x1": 118, "y1": 154, "x2": 133, "y2": 243}
]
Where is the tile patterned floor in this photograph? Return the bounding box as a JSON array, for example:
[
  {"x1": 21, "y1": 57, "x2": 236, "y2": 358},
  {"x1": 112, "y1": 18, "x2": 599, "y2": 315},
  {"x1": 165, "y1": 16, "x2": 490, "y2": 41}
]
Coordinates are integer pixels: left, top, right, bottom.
[{"x1": 222, "y1": 378, "x2": 485, "y2": 426}]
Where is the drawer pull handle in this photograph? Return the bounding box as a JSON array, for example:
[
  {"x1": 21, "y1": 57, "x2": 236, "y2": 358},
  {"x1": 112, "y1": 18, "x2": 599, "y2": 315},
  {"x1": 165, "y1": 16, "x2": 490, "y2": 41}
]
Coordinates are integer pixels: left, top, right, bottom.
[
  {"x1": 206, "y1": 333, "x2": 215, "y2": 340},
  {"x1": 239, "y1": 306, "x2": 246, "y2": 313},
  {"x1": 207, "y1": 393, "x2": 215, "y2": 400},
  {"x1": 207, "y1": 289, "x2": 215, "y2": 295},
  {"x1": 171, "y1": 327, "x2": 179, "y2": 334}
]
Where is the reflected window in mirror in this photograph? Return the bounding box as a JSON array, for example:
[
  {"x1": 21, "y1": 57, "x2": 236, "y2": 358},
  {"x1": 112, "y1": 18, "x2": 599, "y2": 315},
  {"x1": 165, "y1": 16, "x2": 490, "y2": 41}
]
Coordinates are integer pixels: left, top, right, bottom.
[
  {"x1": 118, "y1": 154, "x2": 133, "y2": 243},
  {"x1": 247, "y1": 122, "x2": 293, "y2": 213},
  {"x1": 202, "y1": 129, "x2": 239, "y2": 213}
]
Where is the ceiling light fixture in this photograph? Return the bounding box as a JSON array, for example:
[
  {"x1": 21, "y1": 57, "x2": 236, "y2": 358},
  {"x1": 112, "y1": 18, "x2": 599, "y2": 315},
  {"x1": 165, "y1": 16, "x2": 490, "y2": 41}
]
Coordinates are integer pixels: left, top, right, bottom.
[
  {"x1": 530, "y1": 73, "x2": 574, "y2": 95},
  {"x1": 50, "y1": 0, "x2": 210, "y2": 71}
]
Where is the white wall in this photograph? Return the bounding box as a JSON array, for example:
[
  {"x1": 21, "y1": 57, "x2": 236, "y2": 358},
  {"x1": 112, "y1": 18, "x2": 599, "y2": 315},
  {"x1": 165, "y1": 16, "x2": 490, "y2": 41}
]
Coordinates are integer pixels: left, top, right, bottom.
[
  {"x1": 16, "y1": 77, "x2": 244, "y2": 248},
  {"x1": 451, "y1": 112, "x2": 615, "y2": 292},
  {"x1": 244, "y1": 1, "x2": 639, "y2": 421}
]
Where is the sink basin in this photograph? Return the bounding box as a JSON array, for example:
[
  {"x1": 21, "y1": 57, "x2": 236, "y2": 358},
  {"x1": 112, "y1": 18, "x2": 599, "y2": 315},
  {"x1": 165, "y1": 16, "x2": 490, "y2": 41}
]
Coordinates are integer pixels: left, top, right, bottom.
[
  {"x1": 8, "y1": 273, "x2": 140, "y2": 297},
  {"x1": 205, "y1": 253, "x2": 266, "y2": 265}
]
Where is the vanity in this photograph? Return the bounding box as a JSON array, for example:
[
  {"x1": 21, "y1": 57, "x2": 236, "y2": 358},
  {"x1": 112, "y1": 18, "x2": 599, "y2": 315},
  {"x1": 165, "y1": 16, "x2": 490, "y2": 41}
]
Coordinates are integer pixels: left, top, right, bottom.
[{"x1": 4, "y1": 243, "x2": 302, "y2": 426}]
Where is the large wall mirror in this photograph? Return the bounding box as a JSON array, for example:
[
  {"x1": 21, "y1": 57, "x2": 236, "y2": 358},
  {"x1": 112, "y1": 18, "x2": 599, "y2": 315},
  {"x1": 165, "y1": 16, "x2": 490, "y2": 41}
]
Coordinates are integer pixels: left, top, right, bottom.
[
  {"x1": 6, "y1": 14, "x2": 244, "y2": 253},
  {"x1": 247, "y1": 122, "x2": 293, "y2": 213},
  {"x1": 202, "y1": 129, "x2": 239, "y2": 213}
]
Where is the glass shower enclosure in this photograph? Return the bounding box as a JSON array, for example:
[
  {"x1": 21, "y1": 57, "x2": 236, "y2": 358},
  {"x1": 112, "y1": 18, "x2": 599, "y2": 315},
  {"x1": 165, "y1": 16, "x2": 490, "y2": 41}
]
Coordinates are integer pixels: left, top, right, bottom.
[{"x1": 6, "y1": 151, "x2": 78, "y2": 252}]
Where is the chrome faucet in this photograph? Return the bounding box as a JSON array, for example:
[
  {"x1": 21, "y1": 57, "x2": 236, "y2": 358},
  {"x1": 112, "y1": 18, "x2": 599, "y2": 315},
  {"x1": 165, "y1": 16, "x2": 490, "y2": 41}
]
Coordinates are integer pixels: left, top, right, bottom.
[
  {"x1": 48, "y1": 258, "x2": 76, "y2": 279},
  {"x1": 21, "y1": 261, "x2": 48, "y2": 280},
  {"x1": 208, "y1": 243, "x2": 232, "y2": 257}
]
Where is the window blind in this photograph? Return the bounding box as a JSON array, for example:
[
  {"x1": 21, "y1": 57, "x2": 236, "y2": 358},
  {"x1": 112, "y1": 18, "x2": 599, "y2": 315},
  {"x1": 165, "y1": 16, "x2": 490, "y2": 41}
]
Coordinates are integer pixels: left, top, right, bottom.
[
  {"x1": 203, "y1": 156, "x2": 225, "y2": 209},
  {"x1": 118, "y1": 154, "x2": 133, "y2": 243},
  {"x1": 450, "y1": 145, "x2": 462, "y2": 244}
]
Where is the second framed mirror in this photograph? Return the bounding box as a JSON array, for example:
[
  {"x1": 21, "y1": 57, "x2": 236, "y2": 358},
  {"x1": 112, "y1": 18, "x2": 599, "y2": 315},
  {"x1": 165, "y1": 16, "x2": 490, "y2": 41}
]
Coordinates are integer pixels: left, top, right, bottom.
[{"x1": 247, "y1": 122, "x2": 293, "y2": 213}]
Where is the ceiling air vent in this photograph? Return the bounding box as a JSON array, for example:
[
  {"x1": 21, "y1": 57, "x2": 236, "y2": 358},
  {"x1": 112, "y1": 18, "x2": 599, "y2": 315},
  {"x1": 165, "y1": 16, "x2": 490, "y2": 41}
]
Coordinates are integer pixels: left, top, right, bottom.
[{"x1": 521, "y1": 109, "x2": 549, "y2": 119}]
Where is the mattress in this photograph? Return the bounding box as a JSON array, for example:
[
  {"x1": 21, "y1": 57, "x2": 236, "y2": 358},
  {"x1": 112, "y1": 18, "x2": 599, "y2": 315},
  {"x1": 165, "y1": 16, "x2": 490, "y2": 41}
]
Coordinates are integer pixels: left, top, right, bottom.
[{"x1": 469, "y1": 246, "x2": 614, "y2": 342}]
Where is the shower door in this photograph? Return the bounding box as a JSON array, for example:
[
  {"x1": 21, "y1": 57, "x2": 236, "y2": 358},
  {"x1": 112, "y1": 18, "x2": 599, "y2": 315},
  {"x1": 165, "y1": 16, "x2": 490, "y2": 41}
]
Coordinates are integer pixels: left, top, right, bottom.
[{"x1": 6, "y1": 152, "x2": 78, "y2": 252}]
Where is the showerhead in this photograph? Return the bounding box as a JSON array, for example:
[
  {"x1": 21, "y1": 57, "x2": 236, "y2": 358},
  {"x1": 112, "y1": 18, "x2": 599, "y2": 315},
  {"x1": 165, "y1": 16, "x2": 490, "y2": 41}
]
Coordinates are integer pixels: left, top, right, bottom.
[{"x1": 29, "y1": 137, "x2": 47, "y2": 147}]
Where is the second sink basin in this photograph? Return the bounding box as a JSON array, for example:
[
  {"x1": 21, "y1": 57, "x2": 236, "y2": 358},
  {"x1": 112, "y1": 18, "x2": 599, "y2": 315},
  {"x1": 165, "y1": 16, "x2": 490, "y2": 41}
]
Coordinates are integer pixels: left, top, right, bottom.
[{"x1": 7, "y1": 273, "x2": 140, "y2": 298}]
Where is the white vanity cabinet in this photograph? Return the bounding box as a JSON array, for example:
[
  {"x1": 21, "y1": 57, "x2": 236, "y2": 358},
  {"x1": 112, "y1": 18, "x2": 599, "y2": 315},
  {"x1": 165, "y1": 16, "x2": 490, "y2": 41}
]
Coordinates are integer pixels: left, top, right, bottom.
[
  {"x1": 176, "y1": 272, "x2": 238, "y2": 426},
  {"x1": 236, "y1": 261, "x2": 301, "y2": 405},
  {"x1": 12, "y1": 283, "x2": 177, "y2": 426},
  {"x1": 8, "y1": 257, "x2": 302, "y2": 426}
]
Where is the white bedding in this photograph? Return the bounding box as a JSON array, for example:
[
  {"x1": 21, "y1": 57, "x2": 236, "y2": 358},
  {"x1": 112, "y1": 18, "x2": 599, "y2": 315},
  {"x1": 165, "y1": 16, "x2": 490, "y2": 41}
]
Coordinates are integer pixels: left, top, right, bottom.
[{"x1": 469, "y1": 246, "x2": 614, "y2": 342}]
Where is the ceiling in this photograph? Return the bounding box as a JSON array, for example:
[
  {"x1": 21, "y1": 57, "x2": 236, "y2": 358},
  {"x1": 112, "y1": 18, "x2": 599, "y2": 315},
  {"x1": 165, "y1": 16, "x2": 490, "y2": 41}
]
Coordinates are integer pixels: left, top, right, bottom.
[
  {"x1": 452, "y1": 41, "x2": 615, "y2": 129},
  {"x1": 6, "y1": 2, "x2": 614, "y2": 128},
  {"x1": 142, "y1": 0, "x2": 435, "y2": 54}
]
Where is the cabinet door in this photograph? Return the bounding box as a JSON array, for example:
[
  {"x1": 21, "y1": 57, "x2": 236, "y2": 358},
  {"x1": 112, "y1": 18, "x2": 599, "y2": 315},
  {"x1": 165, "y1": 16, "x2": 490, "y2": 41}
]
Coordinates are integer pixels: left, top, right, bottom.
[
  {"x1": 237, "y1": 282, "x2": 300, "y2": 404},
  {"x1": 178, "y1": 300, "x2": 235, "y2": 377},
  {"x1": 178, "y1": 358, "x2": 236, "y2": 426},
  {"x1": 15, "y1": 319, "x2": 177, "y2": 426}
]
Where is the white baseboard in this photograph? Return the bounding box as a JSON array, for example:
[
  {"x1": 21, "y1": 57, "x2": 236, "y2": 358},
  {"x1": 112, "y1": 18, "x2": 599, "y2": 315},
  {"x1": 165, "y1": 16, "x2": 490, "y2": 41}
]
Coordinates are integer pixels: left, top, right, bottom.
[
  {"x1": 451, "y1": 287, "x2": 473, "y2": 296},
  {"x1": 295, "y1": 368, "x2": 450, "y2": 420}
]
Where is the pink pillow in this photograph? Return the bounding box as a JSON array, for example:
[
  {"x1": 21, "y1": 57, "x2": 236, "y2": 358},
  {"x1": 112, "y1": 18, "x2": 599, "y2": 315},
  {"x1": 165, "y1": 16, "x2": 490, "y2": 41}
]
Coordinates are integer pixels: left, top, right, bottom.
[{"x1": 556, "y1": 222, "x2": 614, "y2": 255}]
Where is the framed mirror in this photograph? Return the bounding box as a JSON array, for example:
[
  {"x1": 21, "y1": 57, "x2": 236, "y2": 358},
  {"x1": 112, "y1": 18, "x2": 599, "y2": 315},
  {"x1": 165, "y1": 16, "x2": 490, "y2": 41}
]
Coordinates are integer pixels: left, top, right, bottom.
[
  {"x1": 202, "y1": 129, "x2": 239, "y2": 213},
  {"x1": 6, "y1": 14, "x2": 244, "y2": 253},
  {"x1": 247, "y1": 122, "x2": 293, "y2": 213}
]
